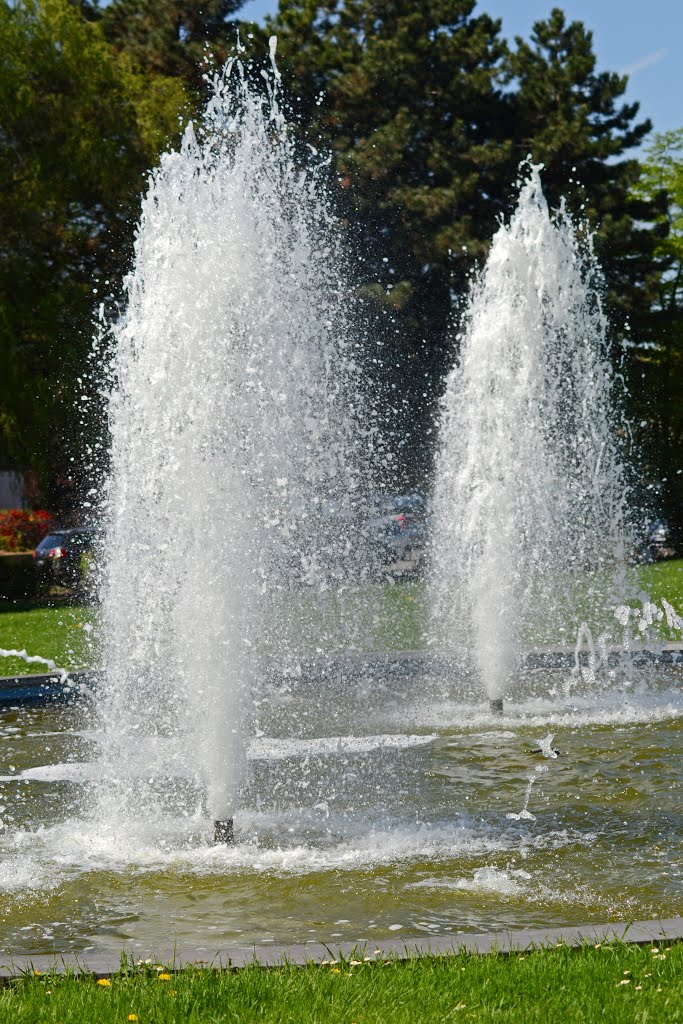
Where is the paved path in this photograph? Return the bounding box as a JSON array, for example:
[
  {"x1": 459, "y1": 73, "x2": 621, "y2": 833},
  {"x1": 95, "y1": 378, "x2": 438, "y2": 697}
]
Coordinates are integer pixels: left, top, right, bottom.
[{"x1": 2, "y1": 918, "x2": 682, "y2": 979}]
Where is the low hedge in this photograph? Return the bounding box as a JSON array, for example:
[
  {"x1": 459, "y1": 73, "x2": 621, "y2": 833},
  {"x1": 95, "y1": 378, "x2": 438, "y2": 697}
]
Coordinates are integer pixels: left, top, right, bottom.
[{"x1": 0, "y1": 552, "x2": 38, "y2": 599}]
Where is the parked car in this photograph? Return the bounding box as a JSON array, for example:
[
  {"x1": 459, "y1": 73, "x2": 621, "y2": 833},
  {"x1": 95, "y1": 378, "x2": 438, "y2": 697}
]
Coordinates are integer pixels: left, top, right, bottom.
[
  {"x1": 33, "y1": 527, "x2": 99, "y2": 587},
  {"x1": 642, "y1": 518, "x2": 677, "y2": 562},
  {"x1": 365, "y1": 494, "x2": 427, "y2": 564}
]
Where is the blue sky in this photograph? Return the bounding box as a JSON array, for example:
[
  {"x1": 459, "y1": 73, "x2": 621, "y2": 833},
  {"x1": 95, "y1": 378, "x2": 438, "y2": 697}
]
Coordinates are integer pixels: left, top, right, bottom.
[{"x1": 239, "y1": 0, "x2": 682, "y2": 141}]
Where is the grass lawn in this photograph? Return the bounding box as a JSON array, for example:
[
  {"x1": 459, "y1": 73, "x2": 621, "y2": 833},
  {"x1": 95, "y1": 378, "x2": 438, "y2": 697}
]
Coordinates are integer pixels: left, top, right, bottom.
[
  {"x1": 636, "y1": 557, "x2": 683, "y2": 610},
  {"x1": 1, "y1": 559, "x2": 682, "y2": 677},
  {"x1": 2, "y1": 943, "x2": 681, "y2": 1023},
  {"x1": 0, "y1": 602, "x2": 96, "y2": 677}
]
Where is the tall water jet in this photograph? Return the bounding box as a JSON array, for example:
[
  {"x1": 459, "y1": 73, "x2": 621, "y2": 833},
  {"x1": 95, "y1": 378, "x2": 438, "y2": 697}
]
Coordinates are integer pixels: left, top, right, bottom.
[
  {"x1": 432, "y1": 168, "x2": 634, "y2": 708},
  {"x1": 96, "y1": 46, "x2": 363, "y2": 840}
]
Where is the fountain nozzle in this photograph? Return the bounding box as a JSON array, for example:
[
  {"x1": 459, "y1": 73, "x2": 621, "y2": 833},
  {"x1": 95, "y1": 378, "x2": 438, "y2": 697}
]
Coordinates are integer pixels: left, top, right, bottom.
[
  {"x1": 213, "y1": 819, "x2": 234, "y2": 844},
  {"x1": 490, "y1": 698, "x2": 504, "y2": 715}
]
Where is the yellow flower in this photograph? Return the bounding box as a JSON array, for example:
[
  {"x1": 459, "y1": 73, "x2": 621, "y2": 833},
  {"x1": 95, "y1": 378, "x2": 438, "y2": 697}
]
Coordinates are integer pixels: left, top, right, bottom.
[
  {"x1": 97, "y1": 978, "x2": 111, "y2": 987},
  {"x1": 330, "y1": 968, "x2": 341, "y2": 974},
  {"x1": 33, "y1": 970, "x2": 42, "y2": 977},
  {"x1": 158, "y1": 973, "x2": 172, "y2": 981},
  {"x1": 128, "y1": 1016, "x2": 138, "y2": 1022}
]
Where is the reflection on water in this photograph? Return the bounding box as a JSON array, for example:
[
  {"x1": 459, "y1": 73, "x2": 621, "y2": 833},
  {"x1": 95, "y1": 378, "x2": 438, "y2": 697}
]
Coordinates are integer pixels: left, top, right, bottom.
[{"x1": 0, "y1": 667, "x2": 680, "y2": 956}]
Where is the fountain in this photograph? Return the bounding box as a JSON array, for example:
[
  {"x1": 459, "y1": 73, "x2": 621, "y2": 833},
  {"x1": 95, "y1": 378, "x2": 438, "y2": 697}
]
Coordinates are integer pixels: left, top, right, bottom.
[
  {"x1": 96, "y1": 42, "x2": 367, "y2": 844},
  {"x1": 431, "y1": 167, "x2": 635, "y2": 712},
  {"x1": 0, "y1": 61, "x2": 680, "y2": 962}
]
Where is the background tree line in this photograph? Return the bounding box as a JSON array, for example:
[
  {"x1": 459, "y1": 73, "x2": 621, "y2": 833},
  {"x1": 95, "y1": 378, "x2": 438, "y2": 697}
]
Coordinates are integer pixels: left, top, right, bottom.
[{"x1": 0, "y1": 0, "x2": 681, "y2": 529}]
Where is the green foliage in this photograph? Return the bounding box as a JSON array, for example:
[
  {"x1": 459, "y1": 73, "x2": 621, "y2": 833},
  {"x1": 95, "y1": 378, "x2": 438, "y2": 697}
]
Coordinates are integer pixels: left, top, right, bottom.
[
  {"x1": 99, "y1": 0, "x2": 258, "y2": 91},
  {"x1": 272, "y1": 0, "x2": 509, "y2": 331},
  {"x1": 0, "y1": 0, "x2": 677, "y2": 512},
  {"x1": 0, "y1": 553, "x2": 39, "y2": 599},
  {"x1": 505, "y1": 8, "x2": 659, "y2": 331},
  {"x1": 626, "y1": 130, "x2": 683, "y2": 525},
  {"x1": 635, "y1": 128, "x2": 683, "y2": 319},
  {"x1": 270, "y1": 1, "x2": 512, "y2": 485},
  {"x1": 0, "y1": 0, "x2": 187, "y2": 508}
]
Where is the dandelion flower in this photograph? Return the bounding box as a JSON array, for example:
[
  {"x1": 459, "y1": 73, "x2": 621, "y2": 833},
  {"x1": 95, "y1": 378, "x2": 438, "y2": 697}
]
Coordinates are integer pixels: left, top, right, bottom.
[
  {"x1": 128, "y1": 1016, "x2": 138, "y2": 1022},
  {"x1": 159, "y1": 972, "x2": 172, "y2": 981},
  {"x1": 97, "y1": 978, "x2": 111, "y2": 987}
]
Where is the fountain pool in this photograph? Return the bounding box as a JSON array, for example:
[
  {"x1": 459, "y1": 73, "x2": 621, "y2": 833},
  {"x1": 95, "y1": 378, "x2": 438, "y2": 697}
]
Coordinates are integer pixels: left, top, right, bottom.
[
  {"x1": 0, "y1": 53, "x2": 681, "y2": 961},
  {"x1": 0, "y1": 659, "x2": 680, "y2": 957}
]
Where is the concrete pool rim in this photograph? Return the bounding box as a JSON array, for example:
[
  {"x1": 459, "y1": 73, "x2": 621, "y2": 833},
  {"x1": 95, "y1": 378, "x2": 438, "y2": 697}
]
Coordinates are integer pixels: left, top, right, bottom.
[
  {"x1": 1, "y1": 641, "x2": 683, "y2": 705},
  {"x1": 1, "y1": 918, "x2": 682, "y2": 979}
]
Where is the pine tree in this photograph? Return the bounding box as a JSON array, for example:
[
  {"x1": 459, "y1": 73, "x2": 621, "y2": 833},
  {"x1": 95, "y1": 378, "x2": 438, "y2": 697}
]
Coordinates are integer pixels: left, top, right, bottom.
[
  {"x1": 273, "y1": 0, "x2": 509, "y2": 335},
  {"x1": 506, "y1": 8, "x2": 659, "y2": 332},
  {"x1": 100, "y1": 0, "x2": 252, "y2": 89},
  {"x1": 271, "y1": 0, "x2": 510, "y2": 484}
]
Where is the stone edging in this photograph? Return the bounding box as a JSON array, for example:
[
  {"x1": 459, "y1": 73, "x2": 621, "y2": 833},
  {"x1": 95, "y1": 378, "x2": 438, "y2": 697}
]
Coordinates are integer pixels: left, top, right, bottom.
[
  {"x1": 2, "y1": 643, "x2": 683, "y2": 705},
  {"x1": 1, "y1": 918, "x2": 682, "y2": 980}
]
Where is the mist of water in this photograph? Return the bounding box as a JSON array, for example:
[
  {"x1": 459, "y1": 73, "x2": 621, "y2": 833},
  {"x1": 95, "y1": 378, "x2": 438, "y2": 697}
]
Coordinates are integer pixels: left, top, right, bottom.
[
  {"x1": 431, "y1": 168, "x2": 635, "y2": 702},
  {"x1": 96, "y1": 46, "x2": 366, "y2": 828}
]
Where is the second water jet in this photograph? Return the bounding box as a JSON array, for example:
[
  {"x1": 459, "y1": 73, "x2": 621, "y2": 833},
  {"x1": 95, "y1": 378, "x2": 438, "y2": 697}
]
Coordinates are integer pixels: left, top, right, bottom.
[{"x1": 432, "y1": 167, "x2": 635, "y2": 707}]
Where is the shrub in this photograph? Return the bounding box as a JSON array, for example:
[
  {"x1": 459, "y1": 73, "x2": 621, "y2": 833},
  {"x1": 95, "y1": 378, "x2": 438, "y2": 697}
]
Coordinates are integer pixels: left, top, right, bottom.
[
  {"x1": 0, "y1": 553, "x2": 38, "y2": 598},
  {"x1": 0, "y1": 509, "x2": 56, "y2": 552}
]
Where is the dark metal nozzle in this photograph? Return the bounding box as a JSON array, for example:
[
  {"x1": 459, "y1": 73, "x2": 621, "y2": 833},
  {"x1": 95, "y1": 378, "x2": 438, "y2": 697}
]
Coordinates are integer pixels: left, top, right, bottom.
[
  {"x1": 490, "y1": 698, "x2": 504, "y2": 715},
  {"x1": 213, "y1": 819, "x2": 234, "y2": 844}
]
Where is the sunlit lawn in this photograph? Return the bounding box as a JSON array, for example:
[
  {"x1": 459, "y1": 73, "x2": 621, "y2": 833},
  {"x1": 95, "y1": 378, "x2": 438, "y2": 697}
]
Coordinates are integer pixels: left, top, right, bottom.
[
  {"x1": 1, "y1": 943, "x2": 681, "y2": 1024},
  {"x1": 0, "y1": 603, "x2": 96, "y2": 677}
]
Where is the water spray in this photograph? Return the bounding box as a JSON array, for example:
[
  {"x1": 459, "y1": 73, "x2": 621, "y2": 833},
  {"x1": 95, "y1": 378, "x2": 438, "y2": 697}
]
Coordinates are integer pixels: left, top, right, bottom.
[
  {"x1": 213, "y1": 819, "x2": 234, "y2": 844},
  {"x1": 432, "y1": 166, "x2": 631, "y2": 709},
  {"x1": 97, "y1": 49, "x2": 361, "y2": 841}
]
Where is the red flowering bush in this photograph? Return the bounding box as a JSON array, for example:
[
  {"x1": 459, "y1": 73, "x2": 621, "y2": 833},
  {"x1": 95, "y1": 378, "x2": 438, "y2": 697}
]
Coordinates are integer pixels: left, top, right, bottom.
[{"x1": 0, "y1": 510, "x2": 56, "y2": 552}]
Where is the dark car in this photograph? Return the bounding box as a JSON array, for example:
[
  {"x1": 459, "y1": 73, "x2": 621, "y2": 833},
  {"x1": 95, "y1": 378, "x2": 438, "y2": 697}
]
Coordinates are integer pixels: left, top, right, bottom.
[
  {"x1": 642, "y1": 518, "x2": 677, "y2": 562},
  {"x1": 365, "y1": 494, "x2": 427, "y2": 564},
  {"x1": 33, "y1": 527, "x2": 99, "y2": 587}
]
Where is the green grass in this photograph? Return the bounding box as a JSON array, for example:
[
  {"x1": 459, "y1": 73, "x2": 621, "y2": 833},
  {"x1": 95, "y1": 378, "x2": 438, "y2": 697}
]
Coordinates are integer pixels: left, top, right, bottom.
[
  {"x1": 2, "y1": 942, "x2": 681, "y2": 1023},
  {"x1": 0, "y1": 603, "x2": 96, "y2": 677},
  {"x1": 636, "y1": 557, "x2": 683, "y2": 609},
  {"x1": 1, "y1": 559, "x2": 682, "y2": 677}
]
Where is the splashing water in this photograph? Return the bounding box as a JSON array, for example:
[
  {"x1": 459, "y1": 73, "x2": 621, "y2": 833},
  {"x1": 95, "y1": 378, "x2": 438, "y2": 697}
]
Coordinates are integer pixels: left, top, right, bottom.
[
  {"x1": 96, "y1": 48, "x2": 365, "y2": 831},
  {"x1": 506, "y1": 764, "x2": 549, "y2": 821},
  {"x1": 0, "y1": 648, "x2": 69, "y2": 682},
  {"x1": 432, "y1": 167, "x2": 634, "y2": 702}
]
